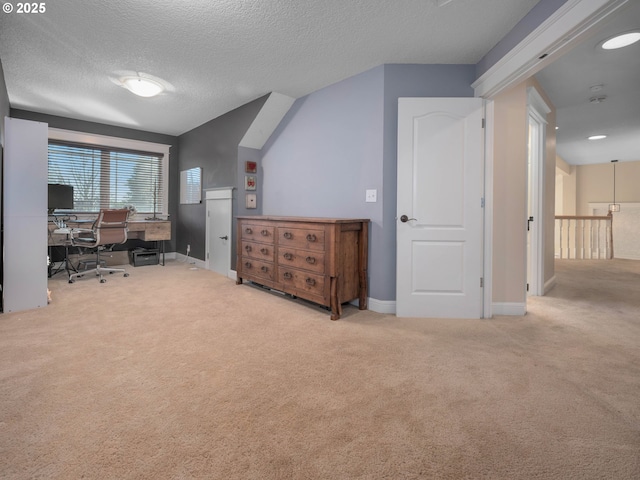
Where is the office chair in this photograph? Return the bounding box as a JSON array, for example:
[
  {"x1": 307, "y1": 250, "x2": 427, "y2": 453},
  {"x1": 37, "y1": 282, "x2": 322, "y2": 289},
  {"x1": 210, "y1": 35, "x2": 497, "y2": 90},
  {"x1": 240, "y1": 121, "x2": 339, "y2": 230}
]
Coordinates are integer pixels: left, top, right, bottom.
[{"x1": 68, "y1": 209, "x2": 130, "y2": 284}]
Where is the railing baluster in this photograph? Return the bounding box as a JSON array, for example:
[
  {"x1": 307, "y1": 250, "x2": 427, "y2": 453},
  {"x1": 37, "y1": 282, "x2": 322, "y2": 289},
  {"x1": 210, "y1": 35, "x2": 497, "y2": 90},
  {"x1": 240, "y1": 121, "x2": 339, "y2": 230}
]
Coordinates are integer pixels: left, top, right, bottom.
[
  {"x1": 559, "y1": 218, "x2": 563, "y2": 259},
  {"x1": 580, "y1": 219, "x2": 585, "y2": 259},
  {"x1": 555, "y1": 215, "x2": 613, "y2": 261}
]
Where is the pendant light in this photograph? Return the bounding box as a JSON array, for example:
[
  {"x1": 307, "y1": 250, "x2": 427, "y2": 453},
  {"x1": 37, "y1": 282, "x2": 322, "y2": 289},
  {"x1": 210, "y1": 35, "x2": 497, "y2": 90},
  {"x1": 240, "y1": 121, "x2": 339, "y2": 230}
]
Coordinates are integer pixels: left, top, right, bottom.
[{"x1": 609, "y1": 160, "x2": 620, "y2": 213}]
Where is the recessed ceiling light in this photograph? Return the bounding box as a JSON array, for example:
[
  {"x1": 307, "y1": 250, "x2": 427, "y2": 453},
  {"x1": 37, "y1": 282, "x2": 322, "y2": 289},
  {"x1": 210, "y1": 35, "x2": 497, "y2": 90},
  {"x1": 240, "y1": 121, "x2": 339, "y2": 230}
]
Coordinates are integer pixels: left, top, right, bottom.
[
  {"x1": 601, "y1": 31, "x2": 640, "y2": 50},
  {"x1": 588, "y1": 134, "x2": 607, "y2": 140},
  {"x1": 121, "y1": 76, "x2": 164, "y2": 97}
]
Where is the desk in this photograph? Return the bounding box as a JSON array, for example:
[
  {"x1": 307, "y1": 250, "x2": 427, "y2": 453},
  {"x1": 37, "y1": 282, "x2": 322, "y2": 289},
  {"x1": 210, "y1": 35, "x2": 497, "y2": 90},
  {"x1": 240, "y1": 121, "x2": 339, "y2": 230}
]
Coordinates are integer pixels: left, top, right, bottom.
[
  {"x1": 128, "y1": 220, "x2": 172, "y2": 265},
  {"x1": 48, "y1": 219, "x2": 172, "y2": 266}
]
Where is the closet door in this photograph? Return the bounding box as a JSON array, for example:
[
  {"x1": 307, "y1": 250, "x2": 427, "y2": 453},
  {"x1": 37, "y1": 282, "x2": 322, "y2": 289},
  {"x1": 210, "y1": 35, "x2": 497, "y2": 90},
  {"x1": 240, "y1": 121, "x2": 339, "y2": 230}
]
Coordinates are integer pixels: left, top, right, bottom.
[{"x1": 3, "y1": 117, "x2": 48, "y2": 312}]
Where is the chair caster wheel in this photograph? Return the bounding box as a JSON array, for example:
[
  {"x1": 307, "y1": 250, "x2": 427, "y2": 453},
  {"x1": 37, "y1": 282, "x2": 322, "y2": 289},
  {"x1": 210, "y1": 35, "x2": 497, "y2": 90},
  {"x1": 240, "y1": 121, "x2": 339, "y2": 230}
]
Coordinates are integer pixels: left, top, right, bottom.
[
  {"x1": 69, "y1": 280, "x2": 74, "y2": 284},
  {"x1": 100, "y1": 279, "x2": 106, "y2": 283},
  {"x1": 124, "y1": 273, "x2": 129, "y2": 277}
]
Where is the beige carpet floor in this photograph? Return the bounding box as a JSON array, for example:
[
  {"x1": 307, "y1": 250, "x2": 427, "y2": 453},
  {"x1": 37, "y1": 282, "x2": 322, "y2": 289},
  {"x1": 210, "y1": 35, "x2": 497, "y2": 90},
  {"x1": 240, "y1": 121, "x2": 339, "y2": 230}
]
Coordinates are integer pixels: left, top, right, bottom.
[{"x1": 1, "y1": 259, "x2": 638, "y2": 479}]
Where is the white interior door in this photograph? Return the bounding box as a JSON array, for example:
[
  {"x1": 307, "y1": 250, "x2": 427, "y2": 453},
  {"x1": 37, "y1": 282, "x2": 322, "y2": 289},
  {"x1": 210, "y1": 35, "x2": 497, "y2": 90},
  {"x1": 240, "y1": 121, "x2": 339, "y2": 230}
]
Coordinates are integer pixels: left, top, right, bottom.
[
  {"x1": 205, "y1": 189, "x2": 233, "y2": 277},
  {"x1": 396, "y1": 97, "x2": 484, "y2": 318}
]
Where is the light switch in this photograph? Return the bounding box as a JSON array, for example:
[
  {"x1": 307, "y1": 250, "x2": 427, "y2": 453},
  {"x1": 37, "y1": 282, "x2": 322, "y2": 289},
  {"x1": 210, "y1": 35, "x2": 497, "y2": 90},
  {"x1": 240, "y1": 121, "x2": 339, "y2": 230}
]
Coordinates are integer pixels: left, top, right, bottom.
[{"x1": 365, "y1": 189, "x2": 377, "y2": 203}]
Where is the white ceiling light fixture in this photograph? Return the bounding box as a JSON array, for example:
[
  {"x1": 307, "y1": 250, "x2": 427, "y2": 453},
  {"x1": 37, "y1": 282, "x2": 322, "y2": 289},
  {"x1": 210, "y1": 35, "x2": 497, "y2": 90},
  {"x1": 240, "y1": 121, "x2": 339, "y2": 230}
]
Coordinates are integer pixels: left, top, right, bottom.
[
  {"x1": 601, "y1": 31, "x2": 640, "y2": 50},
  {"x1": 588, "y1": 134, "x2": 607, "y2": 140},
  {"x1": 110, "y1": 71, "x2": 174, "y2": 99},
  {"x1": 120, "y1": 75, "x2": 164, "y2": 97}
]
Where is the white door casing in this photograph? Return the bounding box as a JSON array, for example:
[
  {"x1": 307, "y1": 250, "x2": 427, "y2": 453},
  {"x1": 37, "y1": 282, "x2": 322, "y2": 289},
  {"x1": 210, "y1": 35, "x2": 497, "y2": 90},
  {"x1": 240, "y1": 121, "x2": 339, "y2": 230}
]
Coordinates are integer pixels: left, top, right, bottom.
[
  {"x1": 205, "y1": 188, "x2": 233, "y2": 277},
  {"x1": 396, "y1": 98, "x2": 485, "y2": 318},
  {"x1": 526, "y1": 87, "x2": 551, "y2": 298}
]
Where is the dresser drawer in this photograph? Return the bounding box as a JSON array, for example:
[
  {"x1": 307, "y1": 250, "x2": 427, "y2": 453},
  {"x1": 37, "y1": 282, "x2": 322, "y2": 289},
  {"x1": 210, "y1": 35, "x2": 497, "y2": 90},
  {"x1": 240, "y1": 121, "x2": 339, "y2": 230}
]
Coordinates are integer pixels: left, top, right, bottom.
[
  {"x1": 278, "y1": 268, "x2": 325, "y2": 298},
  {"x1": 240, "y1": 257, "x2": 275, "y2": 281},
  {"x1": 241, "y1": 241, "x2": 275, "y2": 262},
  {"x1": 241, "y1": 224, "x2": 275, "y2": 243},
  {"x1": 278, "y1": 247, "x2": 325, "y2": 274},
  {"x1": 278, "y1": 226, "x2": 325, "y2": 251}
]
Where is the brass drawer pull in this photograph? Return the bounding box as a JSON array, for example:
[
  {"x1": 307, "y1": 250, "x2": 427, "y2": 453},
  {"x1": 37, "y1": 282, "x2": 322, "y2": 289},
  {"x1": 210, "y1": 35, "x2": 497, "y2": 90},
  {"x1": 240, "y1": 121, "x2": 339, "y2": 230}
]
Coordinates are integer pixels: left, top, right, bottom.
[
  {"x1": 261, "y1": 229, "x2": 269, "y2": 236},
  {"x1": 244, "y1": 261, "x2": 252, "y2": 269},
  {"x1": 245, "y1": 227, "x2": 253, "y2": 235},
  {"x1": 306, "y1": 234, "x2": 317, "y2": 242},
  {"x1": 245, "y1": 245, "x2": 252, "y2": 252},
  {"x1": 283, "y1": 231, "x2": 293, "y2": 239},
  {"x1": 305, "y1": 277, "x2": 316, "y2": 286},
  {"x1": 305, "y1": 256, "x2": 316, "y2": 265},
  {"x1": 283, "y1": 271, "x2": 293, "y2": 280},
  {"x1": 260, "y1": 248, "x2": 269, "y2": 255},
  {"x1": 283, "y1": 252, "x2": 293, "y2": 261},
  {"x1": 261, "y1": 266, "x2": 269, "y2": 273}
]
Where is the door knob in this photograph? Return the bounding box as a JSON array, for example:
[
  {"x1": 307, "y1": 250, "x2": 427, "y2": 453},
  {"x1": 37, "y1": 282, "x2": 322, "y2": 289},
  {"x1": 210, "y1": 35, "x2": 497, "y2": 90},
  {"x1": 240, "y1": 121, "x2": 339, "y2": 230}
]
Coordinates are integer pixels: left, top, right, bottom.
[
  {"x1": 400, "y1": 215, "x2": 416, "y2": 223},
  {"x1": 219, "y1": 235, "x2": 228, "y2": 240}
]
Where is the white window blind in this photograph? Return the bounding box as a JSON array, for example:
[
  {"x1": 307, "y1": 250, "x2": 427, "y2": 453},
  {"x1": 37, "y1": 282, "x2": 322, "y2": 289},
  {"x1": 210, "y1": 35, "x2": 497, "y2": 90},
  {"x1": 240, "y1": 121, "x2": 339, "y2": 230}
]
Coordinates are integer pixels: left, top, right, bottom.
[{"x1": 48, "y1": 141, "x2": 164, "y2": 214}]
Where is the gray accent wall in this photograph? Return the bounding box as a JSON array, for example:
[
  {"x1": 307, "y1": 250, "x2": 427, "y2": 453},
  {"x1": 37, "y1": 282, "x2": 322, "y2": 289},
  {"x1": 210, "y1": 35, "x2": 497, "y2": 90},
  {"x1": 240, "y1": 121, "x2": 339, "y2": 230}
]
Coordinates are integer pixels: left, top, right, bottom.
[
  {"x1": 9, "y1": 109, "x2": 179, "y2": 252},
  {"x1": 261, "y1": 64, "x2": 475, "y2": 301},
  {"x1": 177, "y1": 96, "x2": 268, "y2": 262}
]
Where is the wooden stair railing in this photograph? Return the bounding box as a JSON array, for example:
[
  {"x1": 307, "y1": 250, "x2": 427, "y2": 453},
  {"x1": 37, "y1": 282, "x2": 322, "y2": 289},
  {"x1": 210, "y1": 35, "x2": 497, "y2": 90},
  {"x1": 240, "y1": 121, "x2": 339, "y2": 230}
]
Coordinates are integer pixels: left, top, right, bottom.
[{"x1": 555, "y1": 213, "x2": 613, "y2": 259}]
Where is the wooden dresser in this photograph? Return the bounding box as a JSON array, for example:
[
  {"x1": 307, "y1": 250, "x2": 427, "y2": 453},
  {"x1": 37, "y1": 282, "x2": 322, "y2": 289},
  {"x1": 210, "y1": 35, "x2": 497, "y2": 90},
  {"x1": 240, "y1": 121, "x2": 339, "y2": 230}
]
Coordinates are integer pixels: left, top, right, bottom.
[{"x1": 236, "y1": 216, "x2": 369, "y2": 320}]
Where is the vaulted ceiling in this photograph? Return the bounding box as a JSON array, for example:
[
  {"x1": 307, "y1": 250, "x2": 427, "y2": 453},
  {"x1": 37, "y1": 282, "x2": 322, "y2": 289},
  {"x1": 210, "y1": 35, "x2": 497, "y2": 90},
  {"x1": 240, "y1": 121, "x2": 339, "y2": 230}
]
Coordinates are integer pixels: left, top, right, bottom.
[
  {"x1": 1, "y1": 1, "x2": 637, "y2": 167},
  {"x1": 0, "y1": 0, "x2": 538, "y2": 135}
]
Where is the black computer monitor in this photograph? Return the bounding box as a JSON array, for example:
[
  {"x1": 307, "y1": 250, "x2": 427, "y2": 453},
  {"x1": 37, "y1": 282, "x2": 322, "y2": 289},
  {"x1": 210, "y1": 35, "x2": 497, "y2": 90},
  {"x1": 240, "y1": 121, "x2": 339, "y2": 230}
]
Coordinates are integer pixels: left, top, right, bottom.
[{"x1": 48, "y1": 184, "x2": 74, "y2": 214}]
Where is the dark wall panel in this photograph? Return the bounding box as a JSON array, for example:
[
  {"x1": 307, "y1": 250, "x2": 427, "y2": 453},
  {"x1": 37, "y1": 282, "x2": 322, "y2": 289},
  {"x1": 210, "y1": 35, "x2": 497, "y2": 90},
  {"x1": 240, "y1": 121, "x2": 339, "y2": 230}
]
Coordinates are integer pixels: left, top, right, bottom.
[{"x1": 177, "y1": 95, "x2": 268, "y2": 261}]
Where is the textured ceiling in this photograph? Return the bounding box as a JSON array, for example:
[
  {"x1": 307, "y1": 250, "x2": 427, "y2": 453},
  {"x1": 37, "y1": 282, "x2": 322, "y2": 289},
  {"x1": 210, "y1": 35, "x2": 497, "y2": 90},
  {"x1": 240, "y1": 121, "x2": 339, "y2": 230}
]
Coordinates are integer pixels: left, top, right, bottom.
[{"x1": 0, "y1": 0, "x2": 539, "y2": 136}]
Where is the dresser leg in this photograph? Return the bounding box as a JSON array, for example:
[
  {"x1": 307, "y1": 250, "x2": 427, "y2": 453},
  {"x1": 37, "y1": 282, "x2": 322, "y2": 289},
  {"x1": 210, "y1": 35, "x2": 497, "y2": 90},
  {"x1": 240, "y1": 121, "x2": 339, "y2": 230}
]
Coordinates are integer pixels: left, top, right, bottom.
[
  {"x1": 330, "y1": 276, "x2": 341, "y2": 320},
  {"x1": 236, "y1": 277, "x2": 243, "y2": 285},
  {"x1": 359, "y1": 270, "x2": 368, "y2": 310}
]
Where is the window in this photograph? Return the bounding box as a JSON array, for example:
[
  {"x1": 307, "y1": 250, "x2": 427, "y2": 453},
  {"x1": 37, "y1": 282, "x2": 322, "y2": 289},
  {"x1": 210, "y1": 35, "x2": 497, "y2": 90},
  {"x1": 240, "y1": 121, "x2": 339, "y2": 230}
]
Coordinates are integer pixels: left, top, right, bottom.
[{"x1": 47, "y1": 128, "x2": 170, "y2": 215}]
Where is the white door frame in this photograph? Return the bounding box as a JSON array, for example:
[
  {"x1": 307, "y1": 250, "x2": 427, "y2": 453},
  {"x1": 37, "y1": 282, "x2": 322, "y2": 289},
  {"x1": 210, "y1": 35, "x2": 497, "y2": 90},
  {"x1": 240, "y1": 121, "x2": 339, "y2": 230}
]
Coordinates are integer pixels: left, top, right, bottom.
[
  {"x1": 527, "y1": 88, "x2": 551, "y2": 297},
  {"x1": 205, "y1": 187, "x2": 234, "y2": 278}
]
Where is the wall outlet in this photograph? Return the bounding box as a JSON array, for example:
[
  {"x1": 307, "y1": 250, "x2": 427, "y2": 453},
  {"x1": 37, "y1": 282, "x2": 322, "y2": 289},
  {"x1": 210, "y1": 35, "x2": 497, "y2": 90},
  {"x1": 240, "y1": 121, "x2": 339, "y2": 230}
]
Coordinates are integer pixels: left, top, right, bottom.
[{"x1": 365, "y1": 189, "x2": 377, "y2": 203}]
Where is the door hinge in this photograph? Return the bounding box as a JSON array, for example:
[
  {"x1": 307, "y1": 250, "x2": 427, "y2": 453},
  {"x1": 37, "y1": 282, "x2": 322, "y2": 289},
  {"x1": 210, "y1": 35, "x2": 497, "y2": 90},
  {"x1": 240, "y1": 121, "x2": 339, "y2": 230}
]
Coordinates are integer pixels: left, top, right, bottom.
[
  {"x1": 207, "y1": 252, "x2": 209, "y2": 259},
  {"x1": 480, "y1": 277, "x2": 484, "y2": 288},
  {"x1": 481, "y1": 118, "x2": 485, "y2": 128},
  {"x1": 527, "y1": 283, "x2": 530, "y2": 292},
  {"x1": 481, "y1": 197, "x2": 485, "y2": 208}
]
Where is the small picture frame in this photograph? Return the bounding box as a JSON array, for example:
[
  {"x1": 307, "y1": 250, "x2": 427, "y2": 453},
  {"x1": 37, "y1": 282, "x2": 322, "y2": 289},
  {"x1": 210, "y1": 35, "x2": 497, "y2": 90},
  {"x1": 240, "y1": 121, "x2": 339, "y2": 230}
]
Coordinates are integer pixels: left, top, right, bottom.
[
  {"x1": 245, "y1": 175, "x2": 256, "y2": 191},
  {"x1": 245, "y1": 161, "x2": 257, "y2": 174}
]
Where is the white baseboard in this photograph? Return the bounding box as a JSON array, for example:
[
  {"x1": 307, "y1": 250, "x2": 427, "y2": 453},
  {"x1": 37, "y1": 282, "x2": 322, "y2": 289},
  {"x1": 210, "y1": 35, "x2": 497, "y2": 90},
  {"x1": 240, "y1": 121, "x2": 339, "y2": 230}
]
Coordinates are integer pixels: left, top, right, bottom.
[
  {"x1": 544, "y1": 275, "x2": 557, "y2": 294},
  {"x1": 174, "y1": 253, "x2": 206, "y2": 269},
  {"x1": 367, "y1": 298, "x2": 396, "y2": 314},
  {"x1": 616, "y1": 254, "x2": 640, "y2": 260},
  {"x1": 349, "y1": 297, "x2": 396, "y2": 314},
  {"x1": 492, "y1": 302, "x2": 526, "y2": 316}
]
